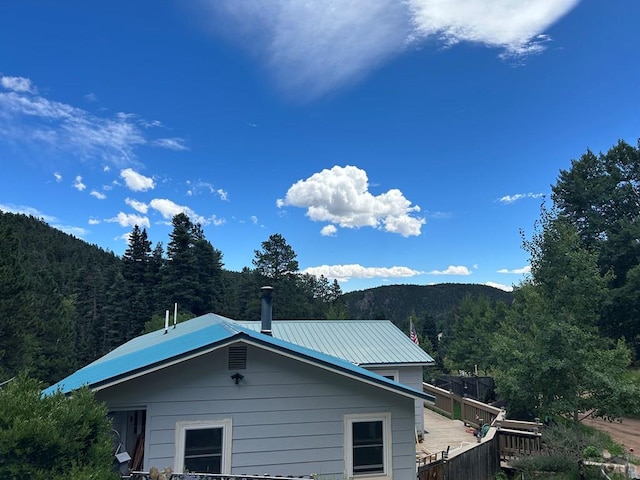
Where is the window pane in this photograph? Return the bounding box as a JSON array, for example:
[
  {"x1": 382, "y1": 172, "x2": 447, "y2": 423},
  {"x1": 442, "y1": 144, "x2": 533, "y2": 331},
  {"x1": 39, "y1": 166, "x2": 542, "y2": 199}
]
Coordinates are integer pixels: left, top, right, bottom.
[
  {"x1": 185, "y1": 456, "x2": 221, "y2": 474},
  {"x1": 352, "y1": 421, "x2": 384, "y2": 475},
  {"x1": 184, "y1": 428, "x2": 223, "y2": 473},
  {"x1": 353, "y1": 421, "x2": 383, "y2": 446}
]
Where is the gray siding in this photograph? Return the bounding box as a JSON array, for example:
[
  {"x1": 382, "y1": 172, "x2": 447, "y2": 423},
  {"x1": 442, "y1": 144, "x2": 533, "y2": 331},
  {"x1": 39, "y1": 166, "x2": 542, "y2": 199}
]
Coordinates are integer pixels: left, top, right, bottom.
[
  {"x1": 369, "y1": 365, "x2": 425, "y2": 436},
  {"x1": 97, "y1": 343, "x2": 417, "y2": 479}
]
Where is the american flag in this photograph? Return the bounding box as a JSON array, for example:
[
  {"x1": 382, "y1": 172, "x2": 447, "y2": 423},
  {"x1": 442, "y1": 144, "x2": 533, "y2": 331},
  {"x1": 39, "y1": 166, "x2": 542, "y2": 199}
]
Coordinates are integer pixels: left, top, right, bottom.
[{"x1": 409, "y1": 320, "x2": 419, "y2": 345}]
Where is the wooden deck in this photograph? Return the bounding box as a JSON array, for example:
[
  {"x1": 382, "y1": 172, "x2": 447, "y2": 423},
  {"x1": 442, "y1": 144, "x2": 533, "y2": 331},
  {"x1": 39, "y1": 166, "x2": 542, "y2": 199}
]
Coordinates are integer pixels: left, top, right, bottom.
[{"x1": 417, "y1": 407, "x2": 477, "y2": 459}]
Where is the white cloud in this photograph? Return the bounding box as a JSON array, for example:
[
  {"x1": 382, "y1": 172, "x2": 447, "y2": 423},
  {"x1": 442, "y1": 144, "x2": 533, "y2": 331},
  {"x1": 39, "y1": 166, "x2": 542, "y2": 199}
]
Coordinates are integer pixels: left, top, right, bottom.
[
  {"x1": 0, "y1": 78, "x2": 185, "y2": 165},
  {"x1": 73, "y1": 175, "x2": 86, "y2": 191},
  {"x1": 321, "y1": 224, "x2": 338, "y2": 237},
  {"x1": 153, "y1": 137, "x2": 189, "y2": 151},
  {"x1": 0, "y1": 203, "x2": 57, "y2": 223},
  {"x1": 428, "y1": 265, "x2": 472, "y2": 275},
  {"x1": 88, "y1": 218, "x2": 100, "y2": 225},
  {"x1": 106, "y1": 212, "x2": 150, "y2": 228},
  {"x1": 120, "y1": 168, "x2": 155, "y2": 192},
  {"x1": 278, "y1": 165, "x2": 425, "y2": 237},
  {"x1": 497, "y1": 265, "x2": 531, "y2": 275},
  {"x1": 90, "y1": 190, "x2": 106, "y2": 200},
  {"x1": 56, "y1": 225, "x2": 89, "y2": 238},
  {"x1": 1, "y1": 75, "x2": 36, "y2": 93},
  {"x1": 149, "y1": 198, "x2": 207, "y2": 225},
  {"x1": 125, "y1": 197, "x2": 149, "y2": 214},
  {"x1": 199, "y1": 0, "x2": 579, "y2": 98},
  {"x1": 217, "y1": 188, "x2": 228, "y2": 201},
  {"x1": 302, "y1": 264, "x2": 424, "y2": 282},
  {"x1": 486, "y1": 281, "x2": 514, "y2": 292},
  {"x1": 498, "y1": 192, "x2": 544, "y2": 204},
  {"x1": 54, "y1": 172, "x2": 62, "y2": 182},
  {"x1": 250, "y1": 215, "x2": 258, "y2": 224}
]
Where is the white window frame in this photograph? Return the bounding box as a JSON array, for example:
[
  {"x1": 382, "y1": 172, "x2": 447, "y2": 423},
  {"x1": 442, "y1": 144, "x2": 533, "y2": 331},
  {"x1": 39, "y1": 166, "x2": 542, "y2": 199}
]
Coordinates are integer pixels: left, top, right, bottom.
[
  {"x1": 344, "y1": 412, "x2": 392, "y2": 480},
  {"x1": 175, "y1": 419, "x2": 232, "y2": 474}
]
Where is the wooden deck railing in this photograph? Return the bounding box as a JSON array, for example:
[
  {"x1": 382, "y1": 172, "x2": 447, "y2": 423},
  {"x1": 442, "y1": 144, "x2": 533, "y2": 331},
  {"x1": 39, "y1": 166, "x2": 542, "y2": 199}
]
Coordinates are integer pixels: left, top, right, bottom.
[{"x1": 419, "y1": 382, "x2": 543, "y2": 480}]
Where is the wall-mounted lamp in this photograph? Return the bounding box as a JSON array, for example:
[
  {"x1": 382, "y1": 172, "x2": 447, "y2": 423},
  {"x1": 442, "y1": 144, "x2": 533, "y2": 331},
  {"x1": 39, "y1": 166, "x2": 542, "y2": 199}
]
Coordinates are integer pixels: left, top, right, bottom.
[{"x1": 231, "y1": 372, "x2": 244, "y2": 385}]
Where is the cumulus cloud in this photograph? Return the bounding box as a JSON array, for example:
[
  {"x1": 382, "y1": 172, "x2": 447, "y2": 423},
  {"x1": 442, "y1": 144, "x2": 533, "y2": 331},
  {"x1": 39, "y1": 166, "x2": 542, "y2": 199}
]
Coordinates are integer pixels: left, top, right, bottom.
[
  {"x1": 321, "y1": 224, "x2": 338, "y2": 237},
  {"x1": 88, "y1": 218, "x2": 100, "y2": 225},
  {"x1": 120, "y1": 168, "x2": 155, "y2": 192},
  {"x1": 278, "y1": 165, "x2": 425, "y2": 237},
  {"x1": 197, "y1": 0, "x2": 579, "y2": 98},
  {"x1": 106, "y1": 212, "x2": 150, "y2": 228},
  {"x1": 125, "y1": 198, "x2": 149, "y2": 214},
  {"x1": 149, "y1": 198, "x2": 209, "y2": 225},
  {"x1": 90, "y1": 190, "x2": 106, "y2": 200},
  {"x1": 1, "y1": 75, "x2": 36, "y2": 93},
  {"x1": 0, "y1": 76, "x2": 187, "y2": 165},
  {"x1": 73, "y1": 175, "x2": 86, "y2": 191},
  {"x1": 497, "y1": 265, "x2": 531, "y2": 274},
  {"x1": 428, "y1": 265, "x2": 472, "y2": 275},
  {"x1": 498, "y1": 192, "x2": 544, "y2": 204},
  {"x1": 302, "y1": 264, "x2": 424, "y2": 282}
]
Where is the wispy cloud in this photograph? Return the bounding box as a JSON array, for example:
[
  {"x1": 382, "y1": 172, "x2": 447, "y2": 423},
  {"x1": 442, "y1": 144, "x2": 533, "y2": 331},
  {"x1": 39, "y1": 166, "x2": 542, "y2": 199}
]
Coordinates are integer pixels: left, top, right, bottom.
[
  {"x1": 0, "y1": 203, "x2": 57, "y2": 223},
  {"x1": 302, "y1": 264, "x2": 424, "y2": 282},
  {"x1": 428, "y1": 265, "x2": 472, "y2": 275},
  {"x1": 277, "y1": 165, "x2": 425, "y2": 237},
  {"x1": 0, "y1": 203, "x2": 87, "y2": 237},
  {"x1": 120, "y1": 168, "x2": 155, "y2": 192},
  {"x1": 54, "y1": 172, "x2": 62, "y2": 182},
  {"x1": 152, "y1": 137, "x2": 189, "y2": 151},
  {"x1": 498, "y1": 192, "x2": 544, "y2": 204},
  {"x1": 198, "y1": 0, "x2": 579, "y2": 98},
  {"x1": 0, "y1": 76, "x2": 187, "y2": 165}
]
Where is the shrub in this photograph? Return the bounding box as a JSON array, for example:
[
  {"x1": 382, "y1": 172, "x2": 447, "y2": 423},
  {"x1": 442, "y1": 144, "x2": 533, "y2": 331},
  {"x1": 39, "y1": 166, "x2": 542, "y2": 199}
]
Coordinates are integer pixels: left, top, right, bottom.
[{"x1": 0, "y1": 375, "x2": 118, "y2": 480}]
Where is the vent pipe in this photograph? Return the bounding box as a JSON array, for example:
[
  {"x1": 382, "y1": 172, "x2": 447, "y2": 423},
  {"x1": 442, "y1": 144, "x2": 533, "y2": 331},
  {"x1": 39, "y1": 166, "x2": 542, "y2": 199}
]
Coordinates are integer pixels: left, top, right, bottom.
[{"x1": 260, "y1": 286, "x2": 274, "y2": 336}]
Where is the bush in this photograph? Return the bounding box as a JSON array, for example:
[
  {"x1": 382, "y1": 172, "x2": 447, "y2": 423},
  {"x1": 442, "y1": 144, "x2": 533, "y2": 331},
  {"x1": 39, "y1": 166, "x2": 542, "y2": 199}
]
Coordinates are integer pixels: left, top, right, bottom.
[{"x1": 0, "y1": 375, "x2": 118, "y2": 480}]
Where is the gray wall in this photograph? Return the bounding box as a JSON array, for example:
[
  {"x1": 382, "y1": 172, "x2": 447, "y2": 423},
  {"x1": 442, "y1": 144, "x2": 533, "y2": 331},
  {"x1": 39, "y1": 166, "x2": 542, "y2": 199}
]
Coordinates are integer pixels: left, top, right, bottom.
[
  {"x1": 368, "y1": 365, "x2": 425, "y2": 436},
  {"x1": 97, "y1": 342, "x2": 417, "y2": 479}
]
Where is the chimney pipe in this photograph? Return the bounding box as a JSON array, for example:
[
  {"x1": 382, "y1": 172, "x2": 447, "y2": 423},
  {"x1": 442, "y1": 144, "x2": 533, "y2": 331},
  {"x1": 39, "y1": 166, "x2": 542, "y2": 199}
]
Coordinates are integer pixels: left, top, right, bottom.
[{"x1": 260, "y1": 286, "x2": 274, "y2": 336}]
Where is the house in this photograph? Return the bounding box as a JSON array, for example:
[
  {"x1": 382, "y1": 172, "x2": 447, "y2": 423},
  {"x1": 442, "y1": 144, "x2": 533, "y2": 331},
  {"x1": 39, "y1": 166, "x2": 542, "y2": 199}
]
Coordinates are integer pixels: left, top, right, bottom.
[
  {"x1": 235, "y1": 319, "x2": 434, "y2": 437},
  {"x1": 45, "y1": 288, "x2": 435, "y2": 479}
]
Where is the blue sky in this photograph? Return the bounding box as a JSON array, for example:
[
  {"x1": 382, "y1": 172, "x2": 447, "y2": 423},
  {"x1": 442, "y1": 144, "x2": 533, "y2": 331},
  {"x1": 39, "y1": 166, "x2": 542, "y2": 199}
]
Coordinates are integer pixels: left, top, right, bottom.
[{"x1": 1, "y1": 1, "x2": 639, "y2": 293}]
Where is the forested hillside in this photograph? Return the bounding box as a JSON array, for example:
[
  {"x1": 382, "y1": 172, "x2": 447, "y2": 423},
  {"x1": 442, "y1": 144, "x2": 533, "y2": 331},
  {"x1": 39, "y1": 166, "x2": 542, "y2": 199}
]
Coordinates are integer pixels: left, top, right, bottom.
[{"x1": 2, "y1": 211, "x2": 500, "y2": 386}]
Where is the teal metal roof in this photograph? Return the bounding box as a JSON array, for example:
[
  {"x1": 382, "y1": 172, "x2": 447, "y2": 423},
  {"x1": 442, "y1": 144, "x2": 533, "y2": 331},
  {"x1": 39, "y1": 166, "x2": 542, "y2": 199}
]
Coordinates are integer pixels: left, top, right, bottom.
[
  {"x1": 44, "y1": 314, "x2": 434, "y2": 402},
  {"x1": 236, "y1": 320, "x2": 434, "y2": 366}
]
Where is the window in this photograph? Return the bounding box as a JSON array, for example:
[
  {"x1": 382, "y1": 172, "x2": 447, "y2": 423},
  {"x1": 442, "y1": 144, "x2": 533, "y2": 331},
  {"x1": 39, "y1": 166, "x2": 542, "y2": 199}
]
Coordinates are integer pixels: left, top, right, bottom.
[
  {"x1": 344, "y1": 413, "x2": 392, "y2": 479},
  {"x1": 175, "y1": 420, "x2": 232, "y2": 474},
  {"x1": 371, "y1": 369, "x2": 399, "y2": 382}
]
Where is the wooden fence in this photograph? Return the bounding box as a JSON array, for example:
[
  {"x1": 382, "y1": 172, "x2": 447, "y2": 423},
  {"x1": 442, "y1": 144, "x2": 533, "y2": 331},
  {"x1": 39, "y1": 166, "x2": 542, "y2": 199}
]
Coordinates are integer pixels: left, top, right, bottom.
[{"x1": 418, "y1": 383, "x2": 542, "y2": 480}]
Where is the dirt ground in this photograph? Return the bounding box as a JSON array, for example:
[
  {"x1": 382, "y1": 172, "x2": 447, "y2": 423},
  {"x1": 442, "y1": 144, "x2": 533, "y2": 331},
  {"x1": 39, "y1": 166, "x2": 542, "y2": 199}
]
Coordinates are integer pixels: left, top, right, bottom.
[{"x1": 582, "y1": 415, "x2": 640, "y2": 457}]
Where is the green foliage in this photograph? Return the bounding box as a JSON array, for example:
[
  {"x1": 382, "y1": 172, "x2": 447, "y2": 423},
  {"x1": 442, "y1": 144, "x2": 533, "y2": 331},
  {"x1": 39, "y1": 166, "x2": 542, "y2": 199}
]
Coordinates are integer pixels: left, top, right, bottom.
[
  {"x1": 552, "y1": 139, "x2": 640, "y2": 346},
  {"x1": 443, "y1": 295, "x2": 508, "y2": 375},
  {"x1": 0, "y1": 375, "x2": 118, "y2": 480},
  {"x1": 253, "y1": 233, "x2": 299, "y2": 279}
]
